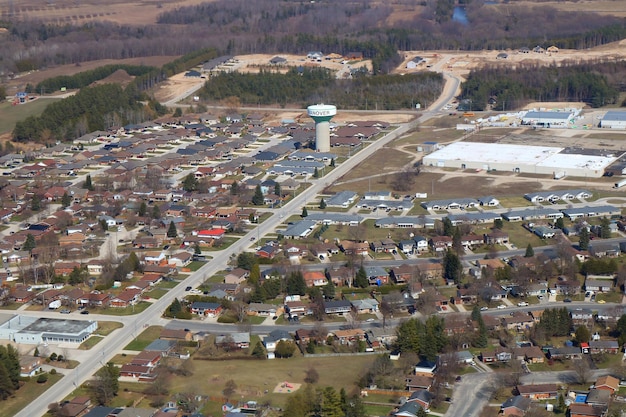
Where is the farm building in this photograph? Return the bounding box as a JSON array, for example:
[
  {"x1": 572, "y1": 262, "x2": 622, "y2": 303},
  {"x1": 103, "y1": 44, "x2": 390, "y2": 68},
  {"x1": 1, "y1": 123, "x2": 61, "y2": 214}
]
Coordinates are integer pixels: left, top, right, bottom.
[
  {"x1": 422, "y1": 142, "x2": 617, "y2": 178},
  {"x1": 600, "y1": 111, "x2": 626, "y2": 129},
  {"x1": 521, "y1": 110, "x2": 575, "y2": 127}
]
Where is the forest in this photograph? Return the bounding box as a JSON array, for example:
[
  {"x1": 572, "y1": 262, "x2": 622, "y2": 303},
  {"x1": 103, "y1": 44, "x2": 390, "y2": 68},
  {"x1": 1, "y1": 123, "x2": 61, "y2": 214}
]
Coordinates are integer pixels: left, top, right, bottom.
[
  {"x1": 12, "y1": 84, "x2": 150, "y2": 143},
  {"x1": 200, "y1": 68, "x2": 443, "y2": 110},
  {"x1": 1, "y1": 0, "x2": 626, "y2": 76},
  {"x1": 460, "y1": 60, "x2": 625, "y2": 110}
]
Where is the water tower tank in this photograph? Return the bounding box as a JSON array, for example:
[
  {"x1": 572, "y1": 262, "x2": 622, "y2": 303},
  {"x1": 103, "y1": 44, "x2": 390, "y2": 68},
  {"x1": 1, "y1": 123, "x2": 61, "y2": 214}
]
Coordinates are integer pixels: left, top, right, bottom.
[{"x1": 307, "y1": 104, "x2": 337, "y2": 152}]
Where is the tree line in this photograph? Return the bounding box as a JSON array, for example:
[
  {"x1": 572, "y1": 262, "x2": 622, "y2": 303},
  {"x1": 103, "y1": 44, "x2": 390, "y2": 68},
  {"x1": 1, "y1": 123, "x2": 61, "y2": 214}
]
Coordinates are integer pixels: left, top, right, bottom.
[
  {"x1": 460, "y1": 60, "x2": 623, "y2": 110},
  {"x1": 200, "y1": 67, "x2": 443, "y2": 109},
  {"x1": 0, "y1": 345, "x2": 20, "y2": 400},
  {"x1": 34, "y1": 64, "x2": 158, "y2": 93},
  {"x1": 12, "y1": 83, "x2": 146, "y2": 142},
  {"x1": 2, "y1": 1, "x2": 626, "y2": 77}
]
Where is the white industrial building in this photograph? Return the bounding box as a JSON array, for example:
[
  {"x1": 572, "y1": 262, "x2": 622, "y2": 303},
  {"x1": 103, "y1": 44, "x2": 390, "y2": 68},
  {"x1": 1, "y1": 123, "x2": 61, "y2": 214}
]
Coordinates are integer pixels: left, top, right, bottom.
[
  {"x1": 422, "y1": 142, "x2": 618, "y2": 178},
  {"x1": 600, "y1": 110, "x2": 626, "y2": 129},
  {"x1": 521, "y1": 110, "x2": 575, "y2": 127},
  {"x1": 0, "y1": 314, "x2": 98, "y2": 345}
]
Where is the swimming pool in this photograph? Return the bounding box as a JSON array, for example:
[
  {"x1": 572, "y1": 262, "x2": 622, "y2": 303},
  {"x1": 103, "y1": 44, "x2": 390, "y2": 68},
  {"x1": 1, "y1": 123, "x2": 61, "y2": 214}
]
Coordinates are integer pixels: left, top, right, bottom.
[{"x1": 575, "y1": 394, "x2": 587, "y2": 403}]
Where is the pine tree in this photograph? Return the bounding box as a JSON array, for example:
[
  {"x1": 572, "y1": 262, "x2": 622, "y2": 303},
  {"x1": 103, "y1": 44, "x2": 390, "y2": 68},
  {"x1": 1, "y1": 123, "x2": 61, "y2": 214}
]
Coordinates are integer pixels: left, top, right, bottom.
[
  {"x1": 31, "y1": 194, "x2": 41, "y2": 211},
  {"x1": 313, "y1": 167, "x2": 319, "y2": 178},
  {"x1": 23, "y1": 233, "x2": 36, "y2": 253},
  {"x1": 323, "y1": 279, "x2": 335, "y2": 299},
  {"x1": 167, "y1": 298, "x2": 182, "y2": 317},
  {"x1": 330, "y1": 158, "x2": 335, "y2": 167},
  {"x1": 92, "y1": 362, "x2": 120, "y2": 405},
  {"x1": 249, "y1": 263, "x2": 261, "y2": 285},
  {"x1": 84, "y1": 174, "x2": 94, "y2": 191},
  {"x1": 355, "y1": 266, "x2": 368, "y2": 288},
  {"x1": 443, "y1": 249, "x2": 462, "y2": 283},
  {"x1": 321, "y1": 387, "x2": 343, "y2": 417},
  {"x1": 0, "y1": 362, "x2": 13, "y2": 400},
  {"x1": 600, "y1": 217, "x2": 611, "y2": 238},
  {"x1": 319, "y1": 198, "x2": 326, "y2": 209},
  {"x1": 230, "y1": 181, "x2": 239, "y2": 195},
  {"x1": 138, "y1": 201, "x2": 147, "y2": 217},
  {"x1": 578, "y1": 227, "x2": 590, "y2": 250},
  {"x1": 61, "y1": 192, "x2": 72, "y2": 208},
  {"x1": 194, "y1": 243, "x2": 201, "y2": 255},
  {"x1": 301, "y1": 207, "x2": 308, "y2": 217},
  {"x1": 251, "y1": 341, "x2": 266, "y2": 359},
  {"x1": 274, "y1": 182, "x2": 281, "y2": 196},
  {"x1": 182, "y1": 173, "x2": 198, "y2": 192},
  {"x1": 252, "y1": 184, "x2": 264, "y2": 205},
  {"x1": 167, "y1": 221, "x2": 178, "y2": 238},
  {"x1": 173, "y1": 107, "x2": 182, "y2": 117},
  {"x1": 524, "y1": 243, "x2": 534, "y2": 257},
  {"x1": 555, "y1": 217, "x2": 565, "y2": 229},
  {"x1": 575, "y1": 325, "x2": 590, "y2": 344},
  {"x1": 151, "y1": 204, "x2": 161, "y2": 219}
]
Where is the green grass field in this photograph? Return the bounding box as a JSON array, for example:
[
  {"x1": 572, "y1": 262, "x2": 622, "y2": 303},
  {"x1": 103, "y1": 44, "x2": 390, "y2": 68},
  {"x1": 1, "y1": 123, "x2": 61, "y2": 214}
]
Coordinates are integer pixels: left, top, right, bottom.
[
  {"x1": 123, "y1": 325, "x2": 163, "y2": 351},
  {"x1": 0, "y1": 98, "x2": 60, "y2": 135},
  {"x1": 4, "y1": 372, "x2": 64, "y2": 416}
]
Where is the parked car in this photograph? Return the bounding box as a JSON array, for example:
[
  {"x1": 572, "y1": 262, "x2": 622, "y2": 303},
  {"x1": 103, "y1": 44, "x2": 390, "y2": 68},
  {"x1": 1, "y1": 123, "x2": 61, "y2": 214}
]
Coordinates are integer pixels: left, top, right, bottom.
[
  {"x1": 480, "y1": 306, "x2": 488, "y2": 311},
  {"x1": 517, "y1": 302, "x2": 529, "y2": 307},
  {"x1": 497, "y1": 304, "x2": 506, "y2": 309},
  {"x1": 80, "y1": 310, "x2": 89, "y2": 315},
  {"x1": 60, "y1": 309, "x2": 71, "y2": 314}
]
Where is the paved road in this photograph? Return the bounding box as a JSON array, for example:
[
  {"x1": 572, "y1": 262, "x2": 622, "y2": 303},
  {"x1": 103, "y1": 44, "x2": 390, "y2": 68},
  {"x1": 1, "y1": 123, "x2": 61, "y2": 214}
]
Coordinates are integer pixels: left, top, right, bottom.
[{"x1": 445, "y1": 369, "x2": 612, "y2": 417}]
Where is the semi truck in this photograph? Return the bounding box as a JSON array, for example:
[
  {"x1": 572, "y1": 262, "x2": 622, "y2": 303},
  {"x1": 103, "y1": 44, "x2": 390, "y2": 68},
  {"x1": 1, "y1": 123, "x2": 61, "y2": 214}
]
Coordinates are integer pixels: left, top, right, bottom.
[{"x1": 614, "y1": 179, "x2": 626, "y2": 189}]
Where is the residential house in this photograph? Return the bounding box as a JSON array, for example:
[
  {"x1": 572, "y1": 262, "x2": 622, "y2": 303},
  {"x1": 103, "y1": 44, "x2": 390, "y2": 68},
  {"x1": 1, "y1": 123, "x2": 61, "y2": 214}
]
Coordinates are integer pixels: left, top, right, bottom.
[
  {"x1": 224, "y1": 268, "x2": 249, "y2": 285},
  {"x1": 516, "y1": 384, "x2": 558, "y2": 400},
  {"x1": 247, "y1": 303, "x2": 278, "y2": 317},
  {"x1": 263, "y1": 329, "x2": 292, "y2": 352},
  {"x1": 594, "y1": 375, "x2": 619, "y2": 393},
  {"x1": 547, "y1": 346, "x2": 582, "y2": 360},
  {"x1": 501, "y1": 396, "x2": 531, "y2": 417},
  {"x1": 303, "y1": 271, "x2": 327, "y2": 287},
  {"x1": 109, "y1": 289, "x2": 141, "y2": 308},
  {"x1": 589, "y1": 340, "x2": 620, "y2": 354},
  {"x1": 569, "y1": 404, "x2": 606, "y2": 417},
  {"x1": 19, "y1": 356, "x2": 43, "y2": 377},
  {"x1": 323, "y1": 300, "x2": 352, "y2": 315},
  {"x1": 350, "y1": 298, "x2": 379, "y2": 314},
  {"x1": 216, "y1": 332, "x2": 250, "y2": 349},
  {"x1": 405, "y1": 375, "x2": 433, "y2": 392},
  {"x1": 429, "y1": 236, "x2": 453, "y2": 252},
  {"x1": 332, "y1": 329, "x2": 366, "y2": 345},
  {"x1": 190, "y1": 301, "x2": 222, "y2": 317}
]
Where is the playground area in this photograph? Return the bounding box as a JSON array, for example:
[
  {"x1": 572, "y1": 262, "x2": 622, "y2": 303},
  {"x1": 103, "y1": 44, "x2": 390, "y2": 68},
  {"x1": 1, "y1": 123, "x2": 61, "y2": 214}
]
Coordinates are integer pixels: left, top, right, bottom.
[{"x1": 272, "y1": 381, "x2": 301, "y2": 394}]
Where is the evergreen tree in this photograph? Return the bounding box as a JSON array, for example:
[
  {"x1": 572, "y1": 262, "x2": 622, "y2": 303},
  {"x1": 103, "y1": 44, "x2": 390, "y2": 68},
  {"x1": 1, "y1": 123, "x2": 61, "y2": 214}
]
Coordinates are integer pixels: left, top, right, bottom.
[
  {"x1": 578, "y1": 227, "x2": 590, "y2": 250},
  {"x1": 61, "y1": 192, "x2": 72, "y2": 208},
  {"x1": 473, "y1": 313, "x2": 488, "y2": 348},
  {"x1": 452, "y1": 227, "x2": 463, "y2": 255},
  {"x1": 0, "y1": 362, "x2": 13, "y2": 400},
  {"x1": 319, "y1": 198, "x2": 326, "y2": 209},
  {"x1": 182, "y1": 173, "x2": 198, "y2": 192},
  {"x1": 555, "y1": 217, "x2": 565, "y2": 229},
  {"x1": 275, "y1": 340, "x2": 296, "y2": 358},
  {"x1": 321, "y1": 387, "x2": 343, "y2": 417},
  {"x1": 286, "y1": 271, "x2": 307, "y2": 296},
  {"x1": 616, "y1": 314, "x2": 626, "y2": 346},
  {"x1": 471, "y1": 305, "x2": 481, "y2": 321},
  {"x1": 166, "y1": 298, "x2": 183, "y2": 318},
  {"x1": 574, "y1": 325, "x2": 591, "y2": 344},
  {"x1": 524, "y1": 243, "x2": 534, "y2": 258},
  {"x1": 167, "y1": 221, "x2": 178, "y2": 238},
  {"x1": 251, "y1": 341, "x2": 266, "y2": 359},
  {"x1": 301, "y1": 207, "x2": 308, "y2": 218},
  {"x1": 31, "y1": 194, "x2": 41, "y2": 211},
  {"x1": 252, "y1": 184, "x2": 264, "y2": 205},
  {"x1": 323, "y1": 279, "x2": 335, "y2": 299},
  {"x1": 330, "y1": 158, "x2": 335, "y2": 167},
  {"x1": 23, "y1": 233, "x2": 36, "y2": 253},
  {"x1": 138, "y1": 201, "x2": 147, "y2": 217},
  {"x1": 313, "y1": 167, "x2": 319, "y2": 178},
  {"x1": 173, "y1": 107, "x2": 183, "y2": 117},
  {"x1": 151, "y1": 204, "x2": 161, "y2": 219},
  {"x1": 443, "y1": 249, "x2": 462, "y2": 283},
  {"x1": 494, "y1": 218, "x2": 503, "y2": 229},
  {"x1": 600, "y1": 217, "x2": 611, "y2": 238},
  {"x1": 84, "y1": 174, "x2": 94, "y2": 191},
  {"x1": 557, "y1": 393, "x2": 566, "y2": 413},
  {"x1": 354, "y1": 266, "x2": 368, "y2": 288},
  {"x1": 442, "y1": 218, "x2": 454, "y2": 236},
  {"x1": 249, "y1": 263, "x2": 261, "y2": 285},
  {"x1": 274, "y1": 182, "x2": 281, "y2": 196},
  {"x1": 194, "y1": 243, "x2": 202, "y2": 255},
  {"x1": 230, "y1": 180, "x2": 239, "y2": 195}
]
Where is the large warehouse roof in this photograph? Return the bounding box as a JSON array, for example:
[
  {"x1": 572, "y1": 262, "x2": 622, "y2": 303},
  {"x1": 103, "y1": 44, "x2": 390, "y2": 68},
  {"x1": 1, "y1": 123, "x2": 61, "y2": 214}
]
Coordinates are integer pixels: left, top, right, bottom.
[
  {"x1": 424, "y1": 142, "x2": 561, "y2": 165},
  {"x1": 523, "y1": 111, "x2": 572, "y2": 120}
]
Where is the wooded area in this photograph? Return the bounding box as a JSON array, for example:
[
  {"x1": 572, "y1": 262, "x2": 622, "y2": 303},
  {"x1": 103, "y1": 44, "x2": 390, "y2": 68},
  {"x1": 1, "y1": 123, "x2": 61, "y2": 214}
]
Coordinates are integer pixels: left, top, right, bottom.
[
  {"x1": 460, "y1": 60, "x2": 625, "y2": 110},
  {"x1": 1, "y1": 0, "x2": 625, "y2": 75},
  {"x1": 200, "y1": 68, "x2": 443, "y2": 109}
]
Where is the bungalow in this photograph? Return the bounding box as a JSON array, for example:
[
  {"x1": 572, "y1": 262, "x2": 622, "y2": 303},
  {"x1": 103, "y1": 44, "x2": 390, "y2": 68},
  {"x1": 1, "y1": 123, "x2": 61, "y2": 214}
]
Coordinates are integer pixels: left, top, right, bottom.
[
  {"x1": 224, "y1": 268, "x2": 249, "y2": 285},
  {"x1": 569, "y1": 404, "x2": 606, "y2": 417},
  {"x1": 19, "y1": 356, "x2": 43, "y2": 377},
  {"x1": 110, "y1": 289, "x2": 141, "y2": 308},
  {"x1": 247, "y1": 303, "x2": 277, "y2": 317},
  {"x1": 350, "y1": 298, "x2": 379, "y2": 314},
  {"x1": 501, "y1": 396, "x2": 531, "y2": 417},
  {"x1": 332, "y1": 328, "x2": 366, "y2": 345},
  {"x1": 429, "y1": 236, "x2": 453, "y2": 252},
  {"x1": 130, "y1": 350, "x2": 162, "y2": 368},
  {"x1": 547, "y1": 346, "x2": 582, "y2": 360},
  {"x1": 416, "y1": 262, "x2": 443, "y2": 280},
  {"x1": 594, "y1": 375, "x2": 620, "y2": 393},
  {"x1": 323, "y1": 300, "x2": 352, "y2": 315},
  {"x1": 190, "y1": 301, "x2": 222, "y2": 317},
  {"x1": 303, "y1": 271, "x2": 327, "y2": 287},
  {"x1": 589, "y1": 340, "x2": 620, "y2": 354},
  {"x1": 216, "y1": 332, "x2": 250, "y2": 349},
  {"x1": 414, "y1": 360, "x2": 437, "y2": 376},
  {"x1": 405, "y1": 375, "x2": 433, "y2": 392},
  {"x1": 484, "y1": 230, "x2": 509, "y2": 245},
  {"x1": 516, "y1": 384, "x2": 558, "y2": 400},
  {"x1": 584, "y1": 276, "x2": 614, "y2": 292}
]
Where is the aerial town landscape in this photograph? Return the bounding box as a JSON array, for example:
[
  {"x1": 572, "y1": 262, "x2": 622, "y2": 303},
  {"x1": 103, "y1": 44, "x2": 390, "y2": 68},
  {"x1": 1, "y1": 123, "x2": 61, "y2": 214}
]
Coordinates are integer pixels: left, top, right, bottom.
[{"x1": 3, "y1": 1, "x2": 626, "y2": 417}]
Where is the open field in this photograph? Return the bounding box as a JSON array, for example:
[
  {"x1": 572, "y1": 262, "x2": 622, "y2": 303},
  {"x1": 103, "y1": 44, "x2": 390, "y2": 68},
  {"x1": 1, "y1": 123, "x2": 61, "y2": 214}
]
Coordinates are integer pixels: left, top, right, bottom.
[
  {"x1": 169, "y1": 355, "x2": 377, "y2": 415},
  {"x1": 0, "y1": 97, "x2": 61, "y2": 135},
  {"x1": 123, "y1": 325, "x2": 163, "y2": 351},
  {"x1": 3, "y1": 373, "x2": 64, "y2": 417}
]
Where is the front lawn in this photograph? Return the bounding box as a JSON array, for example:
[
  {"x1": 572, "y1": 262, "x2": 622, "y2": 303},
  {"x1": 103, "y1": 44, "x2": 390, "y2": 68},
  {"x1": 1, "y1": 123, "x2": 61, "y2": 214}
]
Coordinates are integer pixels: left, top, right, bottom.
[
  {"x1": 79, "y1": 335, "x2": 104, "y2": 350},
  {"x1": 3, "y1": 372, "x2": 64, "y2": 416},
  {"x1": 123, "y1": 326, "x2": 163, "y2": 351}
]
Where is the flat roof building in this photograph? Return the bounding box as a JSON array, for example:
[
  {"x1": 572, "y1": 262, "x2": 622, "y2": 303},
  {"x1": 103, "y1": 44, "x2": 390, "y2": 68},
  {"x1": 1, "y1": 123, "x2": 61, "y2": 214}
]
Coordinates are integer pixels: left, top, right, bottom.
[
  {"x1": 423, "y1": 142, "x2": 618, "y2": 178},
  {"x1": 0, "y1": 316, "x2": 97, "y2": 345},
  {"x1": 600, "y1": 110, "x2": 626, "y2": 129},
  {"x1": 521, "y1": 110, "x2": 574, "y2": 127}
]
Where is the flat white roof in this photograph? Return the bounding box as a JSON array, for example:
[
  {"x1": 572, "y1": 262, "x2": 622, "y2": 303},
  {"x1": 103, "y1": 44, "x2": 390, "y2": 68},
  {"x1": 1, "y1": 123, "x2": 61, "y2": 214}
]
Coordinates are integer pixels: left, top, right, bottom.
[
  {"x1": 425, "y1": 142, "x2": 562, "y2": 165},
  {"x1": 538, "y1": 152, "x2": 617, "y2": 171},
  {"x1": 523, "y1": 111, "x2": 573, "y2": 120}
]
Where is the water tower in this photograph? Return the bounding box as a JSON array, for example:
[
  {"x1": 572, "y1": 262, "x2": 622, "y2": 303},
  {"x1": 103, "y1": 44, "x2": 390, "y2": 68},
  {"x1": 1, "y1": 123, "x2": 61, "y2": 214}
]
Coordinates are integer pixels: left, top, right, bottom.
[{"x1": 307, "y1": 104, "x2": 336, "y2": 152}]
